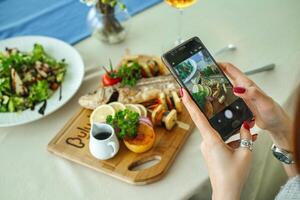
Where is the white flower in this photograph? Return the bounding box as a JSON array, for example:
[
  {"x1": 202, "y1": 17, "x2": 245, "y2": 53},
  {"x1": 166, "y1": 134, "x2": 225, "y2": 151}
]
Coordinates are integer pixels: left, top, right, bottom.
[{"x1": 80, "y1": 0, "x2": 98, "y2": 6}]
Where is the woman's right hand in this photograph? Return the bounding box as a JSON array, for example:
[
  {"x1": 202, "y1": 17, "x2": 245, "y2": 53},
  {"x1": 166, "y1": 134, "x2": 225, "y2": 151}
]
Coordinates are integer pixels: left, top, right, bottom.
[{"x1": 219, "y1": 63, "x2": 293, "y2": 150}]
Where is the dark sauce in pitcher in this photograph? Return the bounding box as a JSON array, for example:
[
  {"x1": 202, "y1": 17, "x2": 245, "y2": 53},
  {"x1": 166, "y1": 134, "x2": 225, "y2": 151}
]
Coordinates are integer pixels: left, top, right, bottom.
[{"x1": 94, "y1": 132, "x2": 111, "y2": 140}]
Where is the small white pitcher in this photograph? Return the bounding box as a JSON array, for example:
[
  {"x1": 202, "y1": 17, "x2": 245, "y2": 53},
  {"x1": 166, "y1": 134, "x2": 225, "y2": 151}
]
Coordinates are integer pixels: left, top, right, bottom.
[{"x1": 89, "y1": 123, "x2": 119, "y2": 160}]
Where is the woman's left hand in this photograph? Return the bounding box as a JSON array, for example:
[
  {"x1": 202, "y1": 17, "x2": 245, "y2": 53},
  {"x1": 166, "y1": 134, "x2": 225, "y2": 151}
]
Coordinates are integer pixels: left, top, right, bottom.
[{"x1": 181, "y1": 89, "x2": 256, "y2": 200}]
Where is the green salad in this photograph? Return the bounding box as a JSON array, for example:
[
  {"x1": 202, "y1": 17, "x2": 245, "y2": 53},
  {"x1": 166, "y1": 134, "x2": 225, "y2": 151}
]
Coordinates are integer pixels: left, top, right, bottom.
[{"x1": 0, "y1": 44, "x2": 67, "y2": 114}]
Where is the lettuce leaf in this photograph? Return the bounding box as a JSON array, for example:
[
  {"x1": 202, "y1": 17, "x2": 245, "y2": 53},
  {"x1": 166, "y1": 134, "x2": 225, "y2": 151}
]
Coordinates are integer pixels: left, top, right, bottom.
[{"x1": 29, "y1": 80, "x2": 49, "y2": 102}]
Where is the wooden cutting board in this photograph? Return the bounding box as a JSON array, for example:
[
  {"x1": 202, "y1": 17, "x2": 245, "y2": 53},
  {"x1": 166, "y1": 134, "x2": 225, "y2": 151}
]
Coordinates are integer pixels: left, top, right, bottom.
[{"x1": 47, "y1": 107, "x2": 194, "y2": 185}]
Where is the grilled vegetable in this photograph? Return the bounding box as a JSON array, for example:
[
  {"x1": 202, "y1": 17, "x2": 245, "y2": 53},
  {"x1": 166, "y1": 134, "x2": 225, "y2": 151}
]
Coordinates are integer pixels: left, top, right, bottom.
[
  {"x1": 147, "y1": 59, "x2": 160, "y2": 76},
  {"x1": 171, "y1": 91, "x2": 183, "y2": 113},
  {"x1": 150, "y1": 104, "x2": 177, "y2": 130},
  {"x1": 158, "y1": 92, "x2": 168, "y2": 109},
  {"x1": 151, "y1": 104, "x2": 166, "y2": 126},
  {"x1": 162, "y1": 109, "x2": 177, "y2": 130}
]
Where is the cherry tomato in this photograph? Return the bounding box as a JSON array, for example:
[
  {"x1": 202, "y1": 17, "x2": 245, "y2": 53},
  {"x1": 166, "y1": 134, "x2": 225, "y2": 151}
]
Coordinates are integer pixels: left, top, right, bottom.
[{"x1": 102, "y1": 73, "x2": 121, "y2": 86}]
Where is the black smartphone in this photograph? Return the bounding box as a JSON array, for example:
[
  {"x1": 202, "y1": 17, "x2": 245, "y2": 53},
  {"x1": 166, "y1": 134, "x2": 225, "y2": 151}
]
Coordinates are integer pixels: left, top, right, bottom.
[{"x1": 162, "y1": 37, "x2": 253, "y2": 141}]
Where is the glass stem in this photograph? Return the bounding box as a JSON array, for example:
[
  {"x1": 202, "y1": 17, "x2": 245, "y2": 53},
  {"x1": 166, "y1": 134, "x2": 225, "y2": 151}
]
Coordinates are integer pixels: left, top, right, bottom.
[{"x1": 177, "y1": 8, "x2": 184, "y2": 44}]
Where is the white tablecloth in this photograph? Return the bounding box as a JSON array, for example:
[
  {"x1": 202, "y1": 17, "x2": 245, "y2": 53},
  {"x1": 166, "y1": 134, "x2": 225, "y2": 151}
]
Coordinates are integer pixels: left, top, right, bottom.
[{"x1": 1, "y1": 0, "x2": 300, "y2": 199}]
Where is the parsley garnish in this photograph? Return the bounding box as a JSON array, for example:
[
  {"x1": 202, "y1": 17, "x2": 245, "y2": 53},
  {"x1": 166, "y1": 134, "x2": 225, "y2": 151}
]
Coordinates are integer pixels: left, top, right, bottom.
[
  {"x1": 106, "y1": 109, "x2": 140, "y2": 139},
  {"x1": 116, "y1": 62, "x2": 141, "y2": 87}
]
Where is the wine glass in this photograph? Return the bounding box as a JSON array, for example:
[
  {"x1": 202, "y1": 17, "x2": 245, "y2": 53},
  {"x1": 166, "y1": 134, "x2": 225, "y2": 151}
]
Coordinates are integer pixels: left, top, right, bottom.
[{"x1": 165, "y1": 0, "x2": 198, "y2": 45}]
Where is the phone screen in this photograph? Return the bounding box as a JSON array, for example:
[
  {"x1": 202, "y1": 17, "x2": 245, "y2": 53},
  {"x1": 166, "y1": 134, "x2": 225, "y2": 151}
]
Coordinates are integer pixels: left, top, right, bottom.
[{"x1": 173, "y1": 48, "x2": 238, "y2": 119}]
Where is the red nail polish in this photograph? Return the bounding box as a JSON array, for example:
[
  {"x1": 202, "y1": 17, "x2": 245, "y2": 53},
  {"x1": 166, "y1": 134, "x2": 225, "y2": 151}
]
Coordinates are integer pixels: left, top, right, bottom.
[
  {"x1": 248, "y1": 119, "x2": 255, "y2": 128},
  {"x1": 179, "y1": 88, "x2": 183, "y2": 97},
  {"x1": 233, "y1": 87, "x2": 246, "y2": 94},
  {"x1": 243, "y1": 121, "x2": 250, "y2": 131}
]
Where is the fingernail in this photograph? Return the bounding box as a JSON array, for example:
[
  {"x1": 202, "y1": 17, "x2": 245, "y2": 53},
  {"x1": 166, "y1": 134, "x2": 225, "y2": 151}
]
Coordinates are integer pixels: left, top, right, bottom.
[
  {"x1": 248, "y1": 119, "x2": 255, "y2": 128},
  {"x1": 243, "y1": 121, "x2": 250, "y2": 131},
  {"x1": 179, "y1": 88, "x2": 184, "y2": 97},
  {"x1": 253, "y1": 133, "x2": 258, "y2": 140},
  {"x1": 233, "y1": 87, "x2": 246, "y2": 94}
]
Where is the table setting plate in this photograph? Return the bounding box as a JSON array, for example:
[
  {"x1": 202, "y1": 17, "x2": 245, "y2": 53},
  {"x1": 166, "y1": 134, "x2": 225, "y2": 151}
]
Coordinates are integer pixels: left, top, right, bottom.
[{"x1": 0, "y1": 36, "x2": 84, "y2": 127}]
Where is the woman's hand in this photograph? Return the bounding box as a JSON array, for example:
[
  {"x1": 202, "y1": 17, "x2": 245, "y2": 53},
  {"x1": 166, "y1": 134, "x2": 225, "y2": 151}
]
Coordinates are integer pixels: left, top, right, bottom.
[
  {"x1": 181, "y1": 89, "x2": 255, "y2": 200},
  {"x1": 219, "y1": 63, "x2": 293, "y2": 151}
]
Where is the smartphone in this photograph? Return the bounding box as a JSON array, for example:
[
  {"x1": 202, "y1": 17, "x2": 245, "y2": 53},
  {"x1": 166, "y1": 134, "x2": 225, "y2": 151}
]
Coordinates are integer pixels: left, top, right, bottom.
[{"x1": 162, "y1": 37, "x2": 253, "y2": 141}]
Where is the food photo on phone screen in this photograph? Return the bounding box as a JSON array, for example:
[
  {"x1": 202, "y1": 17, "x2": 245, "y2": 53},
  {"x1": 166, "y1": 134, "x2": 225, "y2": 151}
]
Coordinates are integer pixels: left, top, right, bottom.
[{"x1": 173, "y1": 48, "x2": 238, "y2": 119}]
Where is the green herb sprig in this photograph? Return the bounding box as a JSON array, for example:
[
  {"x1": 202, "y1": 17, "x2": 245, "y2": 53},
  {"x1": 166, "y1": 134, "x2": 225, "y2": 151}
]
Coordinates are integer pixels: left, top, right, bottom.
[
  {"x1": 106, "y1": 109, "x2": 140, "y2": 139},
  {"x1": 116, "y1": 62, "x2": 141, "y2": 87}
]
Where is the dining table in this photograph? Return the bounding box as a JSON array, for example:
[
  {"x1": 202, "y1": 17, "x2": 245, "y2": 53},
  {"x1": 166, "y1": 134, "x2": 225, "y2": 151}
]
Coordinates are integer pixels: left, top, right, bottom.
[{"x1": 1, "y1": 0, "x2": 300, "y2": 199}]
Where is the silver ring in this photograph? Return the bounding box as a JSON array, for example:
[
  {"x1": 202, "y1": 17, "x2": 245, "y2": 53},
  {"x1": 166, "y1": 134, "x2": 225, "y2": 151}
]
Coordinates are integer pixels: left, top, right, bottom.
[{"x1": 240, "y1": 139, "x2": 253, "y2": 151}]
